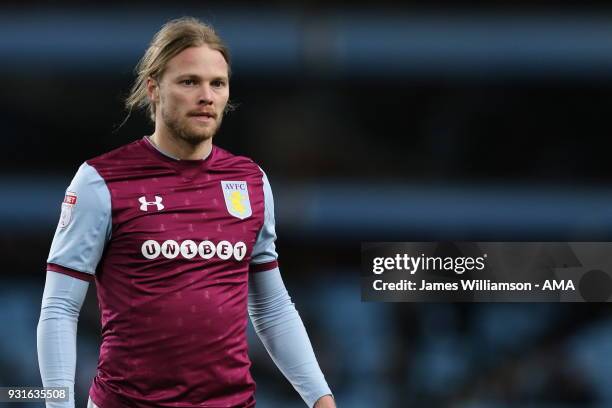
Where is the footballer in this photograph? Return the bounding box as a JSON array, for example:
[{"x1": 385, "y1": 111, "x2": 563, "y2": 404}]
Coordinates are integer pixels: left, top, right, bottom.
[{"x1": 37, "y1": 17, "x2": 335, "y2": 408}]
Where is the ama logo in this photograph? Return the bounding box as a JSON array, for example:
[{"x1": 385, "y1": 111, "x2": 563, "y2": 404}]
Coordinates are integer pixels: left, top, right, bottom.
[{"x1": 221, "y1": 181, "x2": 251, "y2": 219}]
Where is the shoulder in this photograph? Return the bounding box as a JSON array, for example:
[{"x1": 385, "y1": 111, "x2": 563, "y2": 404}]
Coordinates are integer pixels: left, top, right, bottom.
[
  {"x1": 85, "y1": 138, "x2": 156, "y2": 181},
  {"x1": 86, "y1": 138, "x2": 147, "y2": 170},
  {"x1": 213, "y1": 145, "x2": 265, "y2": 177},
  {"x1": 66, "y1": 162, "x2": 111, "y2": 214},
  {"x1": 70, "y1": 162, "x2": 107, "y2": 190}
]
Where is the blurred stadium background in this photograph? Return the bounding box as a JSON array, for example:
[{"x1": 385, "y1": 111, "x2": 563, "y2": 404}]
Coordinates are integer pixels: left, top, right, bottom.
[{"x1": 2, "y1": 1, "x2": 612, "y2": 407}]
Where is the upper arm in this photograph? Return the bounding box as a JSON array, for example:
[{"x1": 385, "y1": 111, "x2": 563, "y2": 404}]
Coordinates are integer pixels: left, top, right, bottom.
[
  {"x1": 47, "y1": 162, "x2": 111, "y2": 281},
  {"x1": 250, "y1": 170, "x2": 279, "y2": 272}
]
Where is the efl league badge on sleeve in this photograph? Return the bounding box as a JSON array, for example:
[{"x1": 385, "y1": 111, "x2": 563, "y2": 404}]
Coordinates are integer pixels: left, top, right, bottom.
[
  {"x1": 221, "y1": 181, "x2": 252, "y2": 219},
  {"x1": 59, "y1": 191, "x2": 77, "y2": 228}
]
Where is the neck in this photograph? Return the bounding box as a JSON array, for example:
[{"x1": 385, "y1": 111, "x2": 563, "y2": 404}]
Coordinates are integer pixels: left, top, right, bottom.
[{"x1": 150, "y1": 124, "x2": 212, "y2": 160}]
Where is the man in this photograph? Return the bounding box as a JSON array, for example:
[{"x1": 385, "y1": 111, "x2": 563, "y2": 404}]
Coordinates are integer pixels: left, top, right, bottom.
[{"x1": 37, "y1": 17, "x2": 335, "y2": 408}]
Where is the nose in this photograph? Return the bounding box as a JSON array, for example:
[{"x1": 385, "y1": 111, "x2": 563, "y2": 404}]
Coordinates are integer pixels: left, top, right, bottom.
[{"x1": 197, "y1": 84, "x2": 213, "y2": 105}]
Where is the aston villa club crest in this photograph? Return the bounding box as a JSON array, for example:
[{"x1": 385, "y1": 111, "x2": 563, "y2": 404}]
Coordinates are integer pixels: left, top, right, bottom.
[{"x1": 220, "y1": 181, "x2": 252, "y2": 219}]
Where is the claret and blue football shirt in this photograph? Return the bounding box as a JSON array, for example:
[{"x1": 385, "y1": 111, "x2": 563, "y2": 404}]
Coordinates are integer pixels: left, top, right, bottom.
[{"x1": 47, "y1": 136, "x2": 279, "y2": 408}]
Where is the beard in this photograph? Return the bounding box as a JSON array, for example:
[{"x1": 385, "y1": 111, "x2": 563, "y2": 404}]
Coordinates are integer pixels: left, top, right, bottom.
[{"x1": 161, "y1": 106, "x2": 223, "y2": 147}]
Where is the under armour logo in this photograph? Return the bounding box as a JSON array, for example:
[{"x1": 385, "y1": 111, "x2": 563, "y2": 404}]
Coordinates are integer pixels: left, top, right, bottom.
[{"x1": 139, "y1": 196, "x2": 164, "y2": 211}]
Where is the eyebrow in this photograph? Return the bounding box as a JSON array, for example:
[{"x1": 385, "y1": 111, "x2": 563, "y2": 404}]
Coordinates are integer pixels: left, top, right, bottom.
[{"x1": 175, "y1": 73, "x2": 228, "y2": 81}]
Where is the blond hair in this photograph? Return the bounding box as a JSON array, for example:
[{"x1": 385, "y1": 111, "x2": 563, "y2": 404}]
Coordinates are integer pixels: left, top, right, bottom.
[{"x1": 125, "y1": 17, "x2": 231, "y2": 123}]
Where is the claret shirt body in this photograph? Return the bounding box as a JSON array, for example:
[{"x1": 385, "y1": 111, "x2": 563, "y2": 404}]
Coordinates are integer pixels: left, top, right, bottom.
[{"x1": 47, "y1": 137, "x2": 279, "y2": 408}]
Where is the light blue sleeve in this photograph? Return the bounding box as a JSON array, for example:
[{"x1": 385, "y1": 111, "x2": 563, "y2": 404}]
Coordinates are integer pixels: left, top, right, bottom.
[
  {"x1": 47, "y1": 162, "x2": 111, "y2": 275},
  {"x1": 251, "y1": 170, "x2": 278, "y2": 265},
  {"x1": 248, "y1": 268, "x2": 333, "y2": 407},
  {"x1": 37, "y1": 271, "x2": 89, "y2": 408}
]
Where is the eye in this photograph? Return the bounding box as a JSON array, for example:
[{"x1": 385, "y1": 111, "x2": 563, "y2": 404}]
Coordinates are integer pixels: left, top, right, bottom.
[
  {"x1": 181, "y1": 79, "x2": 197, "y2": 86},
  {"x1": 211, "y1": 79, "x2": 227, "y2": 88}
]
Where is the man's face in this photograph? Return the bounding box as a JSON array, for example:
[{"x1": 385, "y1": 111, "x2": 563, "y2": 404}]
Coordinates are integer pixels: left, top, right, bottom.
[{"x1": 150, "y1": 45, "x2": 230, "y2": 145}]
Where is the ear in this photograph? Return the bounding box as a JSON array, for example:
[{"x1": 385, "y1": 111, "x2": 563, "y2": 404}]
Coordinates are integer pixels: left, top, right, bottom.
[{"x1": 146, "y1": 77, "x2": 159, "y2": 103}]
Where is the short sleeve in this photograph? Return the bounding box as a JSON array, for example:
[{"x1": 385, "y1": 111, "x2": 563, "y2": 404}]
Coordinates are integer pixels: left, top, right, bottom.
[
  {"x1": 250, "y1": 170, "x2": 279, "y2": 273},
  {"x1": 47, "y1": 162, "x2": 111, "y2": 281}
]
